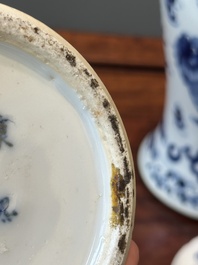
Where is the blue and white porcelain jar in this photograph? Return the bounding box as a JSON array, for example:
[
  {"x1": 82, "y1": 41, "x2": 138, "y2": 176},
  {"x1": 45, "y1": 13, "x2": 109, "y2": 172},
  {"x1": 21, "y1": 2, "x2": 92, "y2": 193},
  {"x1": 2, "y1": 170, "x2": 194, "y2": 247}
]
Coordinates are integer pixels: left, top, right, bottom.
[{"x1": 138, "y1": 0, "x2": 198, "y2": 219}]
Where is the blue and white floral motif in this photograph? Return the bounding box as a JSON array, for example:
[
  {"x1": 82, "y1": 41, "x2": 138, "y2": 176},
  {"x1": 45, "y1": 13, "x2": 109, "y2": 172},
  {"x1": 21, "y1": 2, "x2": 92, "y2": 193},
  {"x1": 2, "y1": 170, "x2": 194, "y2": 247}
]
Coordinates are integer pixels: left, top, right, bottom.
[
  {"x1": 148, "y1": 133, "x2": 158, "y2": 159},
  {"x1": 166, "y1": 143, "x2": 198, "y2": 180},
  {"x1": 176, "y1": 34, "x2": 198, "y2": 110},
  {"x1": 148, "y1": 163, "x2": 198, "y2": 208},
  {"x1": 167, "y1": 144, "x2": 182, "y2": 161},
  {"x1": 0, "y1": 197, "x2": 18, "y2": 223},
  {"x1": 159, "y1": 119, "x2": 166, "y2": 141},
  {"x1": 0, "y1": 115, "x2": 13, "y2": 148},
  {"x1": 191, "y1": 116, "x2": 198, "y2": 126},
  {"x1": 166, "y1": 0, "x2": 178, "y2": 23},
  {"x1": 138, "y1": 0, "x2": 198, "y2": 219},
  {"x1": 184, "y1": 147, "x2": 198, "y2": 179},
  {"x1": 174, "y1": 106, "x2": 185, "y2": 129}
]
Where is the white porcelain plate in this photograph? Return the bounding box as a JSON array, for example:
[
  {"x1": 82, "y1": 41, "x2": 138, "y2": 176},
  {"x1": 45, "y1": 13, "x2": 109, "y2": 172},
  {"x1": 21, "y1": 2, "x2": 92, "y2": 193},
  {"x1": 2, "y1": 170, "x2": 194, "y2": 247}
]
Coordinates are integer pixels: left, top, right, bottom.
[{"x1": 0, "y1": 4, "x2": 135, "y2": 265}]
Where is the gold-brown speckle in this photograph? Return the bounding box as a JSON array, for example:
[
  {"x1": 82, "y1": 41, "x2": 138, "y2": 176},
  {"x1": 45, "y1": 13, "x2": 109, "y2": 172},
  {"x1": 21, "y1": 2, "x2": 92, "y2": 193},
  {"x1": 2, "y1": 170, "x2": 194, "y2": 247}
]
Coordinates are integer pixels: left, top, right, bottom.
[{"x1": 111, "y1": 164, "x2": 126, "y2": 227}]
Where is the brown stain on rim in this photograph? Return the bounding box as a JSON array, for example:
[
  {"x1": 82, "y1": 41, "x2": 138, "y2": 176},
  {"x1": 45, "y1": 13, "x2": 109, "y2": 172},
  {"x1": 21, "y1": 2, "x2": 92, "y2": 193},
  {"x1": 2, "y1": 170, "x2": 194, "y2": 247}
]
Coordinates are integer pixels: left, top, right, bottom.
[
  {"x1": 111, "y1": 164, "x2": 126, "y2": 227},
  {"x1": 65, "y1": 52, "x2": 76, "y2": 67},
  {"x1": 103, "y1": 98, "x2": 110, "y2": 109},
  {"x1": 33, "y1": 27, "x2": 39, "y2": 34},
  {"x1": 118, "y1": 234, "x2": 127, "y2": 254},
  {"x1": 90, "y1": 78, "x2": 99, "y2": 89},
  {"x1": 108, "y1": 115, "x2": 124, "y2": 153},
  {"x1": 83, "y1": 68, "x2": 91, "y2": 77}
]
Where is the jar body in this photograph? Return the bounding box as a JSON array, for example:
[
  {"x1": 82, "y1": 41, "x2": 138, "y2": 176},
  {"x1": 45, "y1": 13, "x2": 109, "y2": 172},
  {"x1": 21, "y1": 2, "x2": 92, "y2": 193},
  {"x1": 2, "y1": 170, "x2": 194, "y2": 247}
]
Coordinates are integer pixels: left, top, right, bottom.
[{"x1": 138, "y1": 0, "x2": 198, "y2": 219}]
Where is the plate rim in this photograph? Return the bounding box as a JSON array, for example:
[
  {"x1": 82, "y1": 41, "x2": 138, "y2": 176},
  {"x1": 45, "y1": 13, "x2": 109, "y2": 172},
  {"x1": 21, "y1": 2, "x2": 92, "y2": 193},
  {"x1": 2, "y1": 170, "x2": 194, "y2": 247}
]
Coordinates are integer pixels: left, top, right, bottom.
[{"x1": 0, "y1": 4, "x2": 136, "y2": 264}]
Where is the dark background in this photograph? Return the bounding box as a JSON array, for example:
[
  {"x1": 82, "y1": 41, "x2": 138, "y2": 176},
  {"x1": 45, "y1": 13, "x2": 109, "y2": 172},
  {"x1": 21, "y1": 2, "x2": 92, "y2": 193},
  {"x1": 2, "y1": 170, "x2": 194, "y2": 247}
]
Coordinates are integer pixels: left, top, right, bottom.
[{"x1": 1, "y1": 1, "x2": 161, "y2": 36}]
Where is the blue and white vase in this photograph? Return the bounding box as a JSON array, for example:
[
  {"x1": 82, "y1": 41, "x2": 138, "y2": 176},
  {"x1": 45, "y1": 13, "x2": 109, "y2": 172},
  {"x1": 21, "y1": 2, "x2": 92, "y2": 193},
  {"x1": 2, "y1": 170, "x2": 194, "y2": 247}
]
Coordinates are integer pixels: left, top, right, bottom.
[
  {"x1": 171, "y1": 236, "x2": 198, "y2": 265},
  {"x1": 138, "y1": 0, "x2": 198, "y2": 219}
]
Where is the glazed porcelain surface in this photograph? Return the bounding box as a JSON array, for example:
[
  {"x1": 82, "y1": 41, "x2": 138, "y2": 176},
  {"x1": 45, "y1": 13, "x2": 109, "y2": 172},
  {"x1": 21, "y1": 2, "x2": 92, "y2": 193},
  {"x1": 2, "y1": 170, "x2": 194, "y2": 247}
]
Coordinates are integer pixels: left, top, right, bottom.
[
  {"x1": 171, "y1": 236, "x2": 198, "y2": 265},
  {"x1": 138, "y1": 0, "x2": 198, "y2": 219},
  {"x1": 0, "y1": 4, "x2": 135, "y2": 265}
]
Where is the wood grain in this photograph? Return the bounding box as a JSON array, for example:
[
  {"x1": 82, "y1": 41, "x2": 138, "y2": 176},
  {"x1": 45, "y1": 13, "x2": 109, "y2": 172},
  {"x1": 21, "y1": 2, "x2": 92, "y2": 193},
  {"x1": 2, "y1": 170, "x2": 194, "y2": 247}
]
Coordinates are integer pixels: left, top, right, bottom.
[
  {"x1": 56, "y1": 30, "x2": 165, "y2": 68},
  {"x1": 55, "y1": 30, "x2": 198, "y2": 265}
]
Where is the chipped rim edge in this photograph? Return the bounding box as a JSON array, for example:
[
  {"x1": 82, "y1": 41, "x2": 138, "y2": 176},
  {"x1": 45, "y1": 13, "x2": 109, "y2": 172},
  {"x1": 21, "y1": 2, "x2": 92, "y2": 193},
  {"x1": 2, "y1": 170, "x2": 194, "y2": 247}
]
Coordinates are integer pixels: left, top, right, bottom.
[{"x1": 0, "y1": 4, "x2": 136, "y2": 265}]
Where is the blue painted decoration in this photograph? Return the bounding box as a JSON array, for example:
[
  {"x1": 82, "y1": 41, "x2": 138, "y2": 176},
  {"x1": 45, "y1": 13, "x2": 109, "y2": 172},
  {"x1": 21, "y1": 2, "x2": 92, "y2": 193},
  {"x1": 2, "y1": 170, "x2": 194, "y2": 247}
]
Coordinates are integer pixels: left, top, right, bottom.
[
  {"x1": 167, "y1": 144, "x2": 181, "y2": 161},
  {"x1": 176, "y1": 34, "x2": 198, "y2": 110},
  {"x1": 149, "y1": 164, "x2": 198, "y2": 207},
  {"x1": 166, "y1": 0, "x2": 177, "y2": 23},
  {"x1": 0, "y1": 197, "x2": 18, "y2": 223},
  {"x1": 148, "y1": 133, "x2": 158, "y2": 159},
  {"x1": 184, "y1": 147, "x2": 198, "y2": 179},
  {"x1": 159, "y1": 119, "x2": 166, "y2": 141},
  {"x1": 146, "y1": 129, "x2": 198, "y2": 208},
  {"x1": 174, "y1": 105, "x2": 185, "y2": 129},
  {"x1": 165, "y1": 144, "x2": 198, "y2": 179},
  {"x1": 191, "y1": 116, "x2": 198, "y2": 126},
  {"x1": 0, "y1": 115, "x2": 13, "y2": 148}
]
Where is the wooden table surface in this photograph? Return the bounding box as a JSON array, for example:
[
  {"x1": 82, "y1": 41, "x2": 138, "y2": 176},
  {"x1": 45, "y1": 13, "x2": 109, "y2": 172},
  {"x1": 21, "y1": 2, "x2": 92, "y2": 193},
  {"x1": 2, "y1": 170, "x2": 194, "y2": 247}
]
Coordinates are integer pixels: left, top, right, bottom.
[{"x1": 57, "y1": 30, "x2": 198, "y2": 265}]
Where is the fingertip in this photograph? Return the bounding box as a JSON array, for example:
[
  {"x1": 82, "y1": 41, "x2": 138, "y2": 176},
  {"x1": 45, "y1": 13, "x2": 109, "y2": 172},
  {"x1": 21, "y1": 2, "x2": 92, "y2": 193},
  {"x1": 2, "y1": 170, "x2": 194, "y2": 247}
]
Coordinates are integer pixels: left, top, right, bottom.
[{"x1": 125, "y1": 241, "x2": 139, "y2": 265}]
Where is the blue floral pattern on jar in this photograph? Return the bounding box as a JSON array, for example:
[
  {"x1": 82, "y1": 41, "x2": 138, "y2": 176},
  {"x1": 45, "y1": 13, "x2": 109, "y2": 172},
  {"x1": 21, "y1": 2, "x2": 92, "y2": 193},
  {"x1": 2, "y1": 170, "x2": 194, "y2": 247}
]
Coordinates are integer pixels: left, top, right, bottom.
[
  {"x1": 166, "y1": 0, "x2": 178, "y2": 23},
  {"x1": 176, "y1": 34, "x2": 198, "y2": 110},
  {"x1": 146, "y1": 122, "x2": 198, "y2": 208},
  {"x1": 174, "y1": 105, "x2": 185, "y2": 130},
  {"x1": 148, "y1": 161, "x2": 198, "y2": 207},
  {"x1": 138, "y1": 0, "x2": 198, "y2": 219}
]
